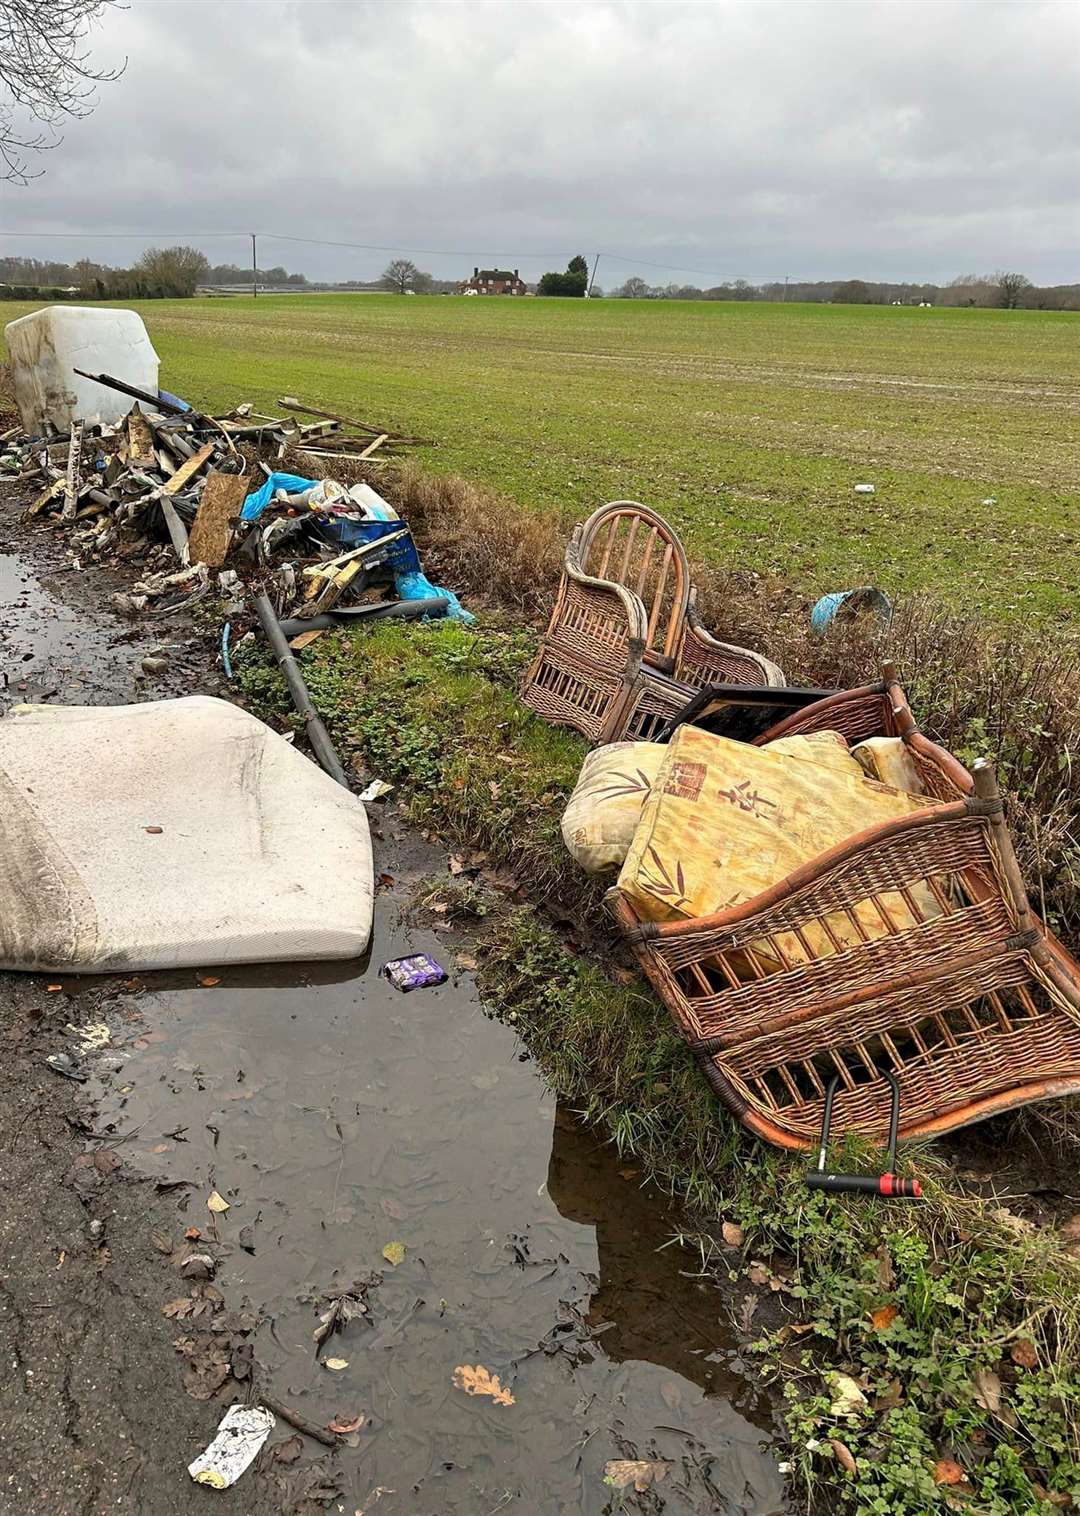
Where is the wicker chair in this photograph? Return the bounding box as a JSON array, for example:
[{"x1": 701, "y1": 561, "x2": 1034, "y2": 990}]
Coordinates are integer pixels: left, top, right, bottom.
[
  {"x1": 608, "y1": 669, "x2": 1080, "y2": 1150},
  {"x1": 521, "y1": 501, "x2": 785, "y2": 744}
]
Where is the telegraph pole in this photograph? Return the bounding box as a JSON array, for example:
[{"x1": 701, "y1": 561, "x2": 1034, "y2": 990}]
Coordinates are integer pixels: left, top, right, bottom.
[
  {"x1": 251, "y1": 233, "x2": 258, "y2": 299},
  {"x1": 587, "y1": 252, "x2": 600, "y2": 298},
  {"x1": 783, "y1": 273, "x2": 789, "y2": 303}
]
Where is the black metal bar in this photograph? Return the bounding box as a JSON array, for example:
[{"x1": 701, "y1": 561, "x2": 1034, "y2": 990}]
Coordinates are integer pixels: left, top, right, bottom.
[{"x1": 278, "y1": 598, "x2": 448, "y2": 636}]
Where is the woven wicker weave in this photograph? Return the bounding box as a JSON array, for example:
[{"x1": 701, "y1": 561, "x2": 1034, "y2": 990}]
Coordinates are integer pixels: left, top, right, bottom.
[
  {"x1": 608, "y1": 670, "x2": 1080, "y2": 1149},
  {"x1": 521, "y1": 502, "x2": 785, "y2": 744}
]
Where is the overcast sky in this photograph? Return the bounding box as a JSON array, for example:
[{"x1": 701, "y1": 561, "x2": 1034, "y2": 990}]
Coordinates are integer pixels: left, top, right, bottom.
[{"x1": 4, "y1": 0, "x2": 1080, "y2": 287}]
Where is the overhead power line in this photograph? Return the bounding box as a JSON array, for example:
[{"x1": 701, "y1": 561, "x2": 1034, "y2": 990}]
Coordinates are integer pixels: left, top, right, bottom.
[{"x1": 1, "y1": 226, "x2": 797, "y2": 285}]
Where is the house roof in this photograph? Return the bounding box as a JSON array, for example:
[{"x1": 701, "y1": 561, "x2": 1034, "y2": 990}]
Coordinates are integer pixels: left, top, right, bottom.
[{"x1": 475, "y1": 269, "x2": 521, "y2": 282}]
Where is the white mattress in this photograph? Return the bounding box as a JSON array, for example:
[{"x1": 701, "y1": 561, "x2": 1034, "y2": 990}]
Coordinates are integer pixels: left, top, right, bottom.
[{"x1": 0, "y1": 696, "x2": 373, "y2": 972}]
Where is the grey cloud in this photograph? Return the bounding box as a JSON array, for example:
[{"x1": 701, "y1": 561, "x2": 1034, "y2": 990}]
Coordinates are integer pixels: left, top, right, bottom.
[{"x1": 4, "y1": 0, "x2": 1079, "y2": 284}]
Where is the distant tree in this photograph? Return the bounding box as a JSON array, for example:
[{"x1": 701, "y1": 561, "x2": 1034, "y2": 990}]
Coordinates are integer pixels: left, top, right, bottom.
[
  {"x1": 615, "y1": 276, "x2": 649, "y2": 299},
  {"x1": 381, "y1": 258, "x2": 429, "y2": 294},
  {"x1": 833, "y1": 279, "x2": 872, "y2": 305},
  {"x1": 730, "y1": 278, "x2": 758, "y2": 301},
  {"x1": 135, "y1": 245, "x2": 210, "y2": 296},
  {"x1": 943, "y1": 273, "x2": 995, "y2": 308},
  {"x1": 1, "y1": 0, "x2": 125, "y2": 183},
  {"x1": 537, "y1": 256, "x2": 588, "y2": 297},
  {"x1": 995, "y1": 271, "x2": 1032, "y2": 310}
]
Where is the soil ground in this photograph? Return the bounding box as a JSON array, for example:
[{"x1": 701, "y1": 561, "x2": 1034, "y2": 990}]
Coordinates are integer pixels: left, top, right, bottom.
[{"x1": 0, "y1": 494, "x2": 259, "y2": 1513}]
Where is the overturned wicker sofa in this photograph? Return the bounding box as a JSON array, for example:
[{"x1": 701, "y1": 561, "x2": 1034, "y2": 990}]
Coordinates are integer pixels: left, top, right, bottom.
[{"x1": 607, "y1": 670, "x2": 1080, "y2": 1150}]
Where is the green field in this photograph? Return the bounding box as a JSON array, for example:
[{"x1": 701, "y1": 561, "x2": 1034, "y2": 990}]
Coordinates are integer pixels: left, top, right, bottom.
[{"x1": 5, "y1": 293, "x2": 1079, "y2": 623}]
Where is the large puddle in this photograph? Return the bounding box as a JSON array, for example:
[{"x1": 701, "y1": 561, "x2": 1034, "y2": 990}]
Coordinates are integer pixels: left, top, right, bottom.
[{"x1": 2, "y1": 528, "x2": 788, "y2": 1513}]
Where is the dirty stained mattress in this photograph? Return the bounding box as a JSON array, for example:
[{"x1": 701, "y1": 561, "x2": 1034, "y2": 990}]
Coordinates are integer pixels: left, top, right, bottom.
[{"x1": 0, "y1": 696, "x2": 373, "y2": 973}]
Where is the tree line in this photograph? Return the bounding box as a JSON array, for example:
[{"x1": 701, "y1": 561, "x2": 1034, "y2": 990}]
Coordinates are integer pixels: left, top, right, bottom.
[
  {"x1": 0, "y1": 249, "x2": 312, "y2": 299},
  {"x1": 609, "y1": 270, "x2": 1080, "y2": 310}
]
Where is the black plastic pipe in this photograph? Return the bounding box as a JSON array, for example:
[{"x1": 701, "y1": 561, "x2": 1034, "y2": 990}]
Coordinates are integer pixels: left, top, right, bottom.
[{"x1": 254, "y1": 591, "x2": 350, "y2": 789}]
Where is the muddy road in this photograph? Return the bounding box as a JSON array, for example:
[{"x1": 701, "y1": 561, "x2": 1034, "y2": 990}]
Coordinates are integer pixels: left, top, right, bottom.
[{"x1": 0, "y1": 491, "x2": 788, "y2": 1515}]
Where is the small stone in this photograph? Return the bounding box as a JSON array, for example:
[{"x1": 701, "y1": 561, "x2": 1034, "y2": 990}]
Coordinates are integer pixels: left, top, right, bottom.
[{"x1": 140, "y1": 656, "x2": 169, "y2": 675}]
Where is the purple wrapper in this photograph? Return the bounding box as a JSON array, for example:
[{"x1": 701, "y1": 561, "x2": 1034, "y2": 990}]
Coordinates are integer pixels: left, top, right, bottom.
[{"x1": 382, "y1": 953, "x2": 448, "y2": 991}]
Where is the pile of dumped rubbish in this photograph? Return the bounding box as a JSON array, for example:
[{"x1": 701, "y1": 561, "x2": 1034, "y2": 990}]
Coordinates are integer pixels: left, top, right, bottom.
[{"x1": 1, "y1": 304, "x2": 467, "y2": 630}]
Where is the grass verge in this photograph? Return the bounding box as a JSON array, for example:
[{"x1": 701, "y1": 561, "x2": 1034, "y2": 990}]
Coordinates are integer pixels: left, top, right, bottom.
[{"x1": 237, "y1": 617, "x2": 1080, "y2": 1515}]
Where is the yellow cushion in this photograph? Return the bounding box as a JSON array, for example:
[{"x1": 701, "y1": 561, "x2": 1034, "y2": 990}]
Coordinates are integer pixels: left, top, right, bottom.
[{"x1": 618, "y1": 724, "x2": 941, "y2": 965}]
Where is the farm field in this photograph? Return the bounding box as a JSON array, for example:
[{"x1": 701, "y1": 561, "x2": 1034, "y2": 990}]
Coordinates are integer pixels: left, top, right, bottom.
[{"x1": 4, "y1": 293, "x2": 1079, "y2": 624}]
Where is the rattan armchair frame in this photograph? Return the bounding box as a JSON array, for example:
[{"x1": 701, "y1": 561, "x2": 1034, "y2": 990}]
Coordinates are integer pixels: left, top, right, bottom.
[{"x1": 521, "y1": 501, "x2": 785, "y2": 745}]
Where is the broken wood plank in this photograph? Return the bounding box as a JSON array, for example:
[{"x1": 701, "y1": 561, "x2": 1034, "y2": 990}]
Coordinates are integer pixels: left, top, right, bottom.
[
  {"x1": 162, "y1": 441, "x2": 215, "y2": 496},
  {"x1": 188, "y1": 471, "x2": 248, "y2": 567},
  {"x1": 61, "y1": 422, "x2": 84, "y2": 523},
  {"x1": 23, "y1": 475, "x2": 66, "y2": 520},
  {"x1": 288, "y1": 628, "x2": 326, "y2": 651},
  {"x1": 356, "y1": 433, "x2": 389, "y2": 460},
  {"x1": 127, "y1": 409, "x2": 156, "y2": 470}
]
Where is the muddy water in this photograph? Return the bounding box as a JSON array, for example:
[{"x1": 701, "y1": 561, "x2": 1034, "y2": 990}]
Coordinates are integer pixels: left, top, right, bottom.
[{"x1": 2, "y1": 531, "x2": 787, "y2": 1513}]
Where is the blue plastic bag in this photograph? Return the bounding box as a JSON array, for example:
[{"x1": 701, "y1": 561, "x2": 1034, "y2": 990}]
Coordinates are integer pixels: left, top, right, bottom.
[
  {"x1": 396, "y1": 569, "x2": 474, "y2": 624},
  {"x1": 240, "y1": 473, "x2": 318, "y2": 522}
]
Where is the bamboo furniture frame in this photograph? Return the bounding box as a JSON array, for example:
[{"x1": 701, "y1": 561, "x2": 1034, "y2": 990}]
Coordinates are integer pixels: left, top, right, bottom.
[
  {"x1": 521, "y1": 502, "x2": 785, "y2": 744},
  {"x1": 608, "y1": 670, "x2": 1080, "y2": 1150}
]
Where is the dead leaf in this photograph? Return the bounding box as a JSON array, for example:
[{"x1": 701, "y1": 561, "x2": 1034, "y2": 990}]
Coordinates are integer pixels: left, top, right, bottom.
[
  {"x1": 380, "y1": 1197, "x2": 407, "y2": 1221},
  {"x1": 324, "y1": 1357, "x2": 349, "y2": 1371},
  {"x1": 1058, "y1": 1213, "x2": 1080, "y2": 1242},
  {"x1": 149, "y1": 1143, "x2": 170, "y2": 1155},
  {"x1": 382, "y1": 1240, "x2": 406, "y2": 1267},
  {"x1": 973, "y1": 1367, "x2": 1002, "y2": 1412},
  {"x1": 162, "y1": 1296, "x2": 194, "y2": 1319},
  {"x1": 144, "y1": 826, "x2": 163, "y2": 834},
  {"x1": 721, "y1": 1220, "x2": 744, "y2": 1248},
  {"x1": 875, "y1": 1248, "x2": 896, "y2": 1289},
  {"x1": 933, "y1": 1458, "x2": 966, "y2": 1486},
  {"x1": 328, "y1": 1412, "x2": 365, "y2": 1434},
  {"x1": 603, "y1": 1460, "x2": 671, "y2": 1492},
  {"x1": 737, "y1": 1293, "x2": 758, "y2": 1333},
  {"x1": 377, "y1": 873, "x2": 395, "y2": 890},
  {"x1": 149, "y1": 1228, "x2": 172, "y2": 1255},
  {"x1": 452, "y1": 1364, "x2": 515, "y2": 1406},
  {"x1": 831, "y1": 1440, "x2": 857, "y2": 1475},
  {"x1": 448, "y1": 855, "x2": 466, "y2": 875},
  {"x1": 184, "y1": 1226, "x2": 202, "y2": 1241},
  {"x1": 455, "y1": 953, "x2": 479, "y2": 971},
  {"x1": 270, "y1": 1434, "x2": 303, "y2": 1465},
  {"x1": 828, "y1": 1373, "x2": 868, "y2": 1417},
  {"x1": 93, "y1": 1150, "x2": 121, "y2": 1175},
  {"x1": 1010, "y1": 1338, "x2": 1039, "y2": 1370},
  {"x1": 747, "y1": 1261, "x2": 771, "y2": 1287},
  {"x1": 870, "y1": 1304, "x2": 898, "y2": 1331},
  {"x1": 206, "y1": 1190, "x2": 229, "y2": 1213},
  {"x1": 198, "y1": 976, "x2": 220, "y2": 988},
  {"x1": 46, "y1": 984, "x2": 63, "y2": 993},
  {"x1": 874, "y1": 1377, "x2": 904, "y2": 1412}
]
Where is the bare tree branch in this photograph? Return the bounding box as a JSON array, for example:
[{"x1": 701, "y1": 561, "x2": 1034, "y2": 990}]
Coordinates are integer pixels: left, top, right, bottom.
[{"x1": 0, "y1": 0, "x2": 126, "y2": 183}]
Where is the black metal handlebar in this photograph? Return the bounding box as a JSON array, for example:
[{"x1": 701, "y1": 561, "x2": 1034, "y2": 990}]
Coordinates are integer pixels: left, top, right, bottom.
[{"x1": 806, "y1": 1071, "x2": 922, "y2": 1199}]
